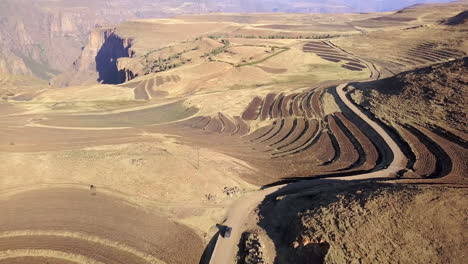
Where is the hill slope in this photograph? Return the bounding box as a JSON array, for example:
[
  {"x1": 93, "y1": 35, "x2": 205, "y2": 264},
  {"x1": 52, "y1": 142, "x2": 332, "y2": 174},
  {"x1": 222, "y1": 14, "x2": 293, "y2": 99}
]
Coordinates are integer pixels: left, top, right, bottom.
[
  {"x1": 442, "y1": 10, "x2": 468, "y2": 25},
  {"x1": 352, "y1": 57, "x2": 467, "y2": 132},
  {"x1": 255, "y1": 183, "x2": 467, "y2": 264}
]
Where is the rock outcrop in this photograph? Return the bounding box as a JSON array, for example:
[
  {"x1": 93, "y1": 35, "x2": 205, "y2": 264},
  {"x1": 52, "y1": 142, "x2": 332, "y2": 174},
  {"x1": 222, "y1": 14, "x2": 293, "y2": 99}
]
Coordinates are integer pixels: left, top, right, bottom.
[
  {"x1": 95, "y1": 30, "x2": 134, "y2": 84},
  {"x1": 74, "y1": 28, "x2": 118, "y2": 73},
  {"x1": 0, "y1": 0, "x2": 165, "y2": 80},
  {"x1": 51, "y1": 28, "x2": 134, "y2": 86},
  {"x1": 237, "y1": 231, "x2": 267, "y2": 264}
]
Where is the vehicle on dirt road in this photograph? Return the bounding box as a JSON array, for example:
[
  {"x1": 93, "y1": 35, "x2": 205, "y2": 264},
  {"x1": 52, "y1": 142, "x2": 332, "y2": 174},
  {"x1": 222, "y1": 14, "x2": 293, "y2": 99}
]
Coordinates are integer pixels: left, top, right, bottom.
[{"x1": 224, "y1": 227, "x2": 232, "y2": 238}]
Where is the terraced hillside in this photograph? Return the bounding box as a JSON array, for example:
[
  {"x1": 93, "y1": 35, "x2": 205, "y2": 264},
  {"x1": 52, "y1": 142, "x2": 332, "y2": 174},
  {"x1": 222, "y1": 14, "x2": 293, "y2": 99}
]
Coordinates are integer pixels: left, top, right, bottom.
[
  {"x1": 387, "y1": 41, "x2": 466, "y2": 69},
  {"x1": 316, "y1": 3, "x2": 468, "y2": 79},
  {"x1": 121, "y1": 75, "x2": 180, "y2": 100},
  {"x1": 351, "y1": 57, "x2": 468, "y2": 184},
  {"x1": 157, "y1": 86, "x2": 385, "y2": 185},
  {"x1": 24, "y1": 58, "x2": 465, "y2": 187},
  {"x1": 303, "y1": 41, "x2": 367, "y2": 72},
  {"x1": 151, "y1": 57, "x2": 467, "y2": 187},
  {"x1": 0, "y1": 4, "x2": 467, "y2": 264}
]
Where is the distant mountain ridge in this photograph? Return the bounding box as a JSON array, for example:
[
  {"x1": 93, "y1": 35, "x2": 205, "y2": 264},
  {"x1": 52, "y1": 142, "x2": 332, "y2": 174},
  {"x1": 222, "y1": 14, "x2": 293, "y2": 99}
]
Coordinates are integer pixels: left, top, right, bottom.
[{"x1": 197, "y1": 0, "x2": 455, "y2": 13}]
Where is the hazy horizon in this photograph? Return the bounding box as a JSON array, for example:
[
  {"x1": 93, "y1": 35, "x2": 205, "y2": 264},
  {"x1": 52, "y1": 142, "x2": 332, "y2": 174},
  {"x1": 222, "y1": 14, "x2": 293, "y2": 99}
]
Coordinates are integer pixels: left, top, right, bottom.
[
  {"x1": 192, "y1": 0, "x2": 457, "y2": 13},
  {"x1": 0, "y1": 0, "x2": 457, "y2": 13}
]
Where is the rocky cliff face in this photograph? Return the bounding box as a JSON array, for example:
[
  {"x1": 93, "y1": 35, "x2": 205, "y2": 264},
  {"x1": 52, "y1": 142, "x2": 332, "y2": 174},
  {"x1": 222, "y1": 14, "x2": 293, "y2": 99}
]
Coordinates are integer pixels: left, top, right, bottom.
[
  {"x1": 0, "y1": 0, "x2": 165, "y2": 80},
  {"x1": 73, "y1": 28, "x2": 134, "y2": 75},
  {"x1": 0, "y1": 48, "x2": 31, "y2": 76},
  {"x1": 0, "y1": 1, "x2": 94, "y2": 79},
  {"x1": 51, "y1": 28, "x2": 135, "y2": 87},
  {"x1": 94, "y1": 30, "x2": 134, "y2": 84}
]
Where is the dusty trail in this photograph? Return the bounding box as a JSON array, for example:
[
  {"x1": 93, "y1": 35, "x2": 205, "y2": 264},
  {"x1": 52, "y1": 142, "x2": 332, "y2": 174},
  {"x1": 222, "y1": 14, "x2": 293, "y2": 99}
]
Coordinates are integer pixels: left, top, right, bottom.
[{"x1": 208, "y1": 82, "x2": 406, "y2": 264}]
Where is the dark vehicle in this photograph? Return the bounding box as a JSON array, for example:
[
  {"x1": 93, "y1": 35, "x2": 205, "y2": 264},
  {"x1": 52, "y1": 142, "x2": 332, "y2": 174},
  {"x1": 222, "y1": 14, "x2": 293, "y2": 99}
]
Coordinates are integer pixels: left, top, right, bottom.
[{"x1": 224, "y1": 227, "x2": 232, "y2": 238}]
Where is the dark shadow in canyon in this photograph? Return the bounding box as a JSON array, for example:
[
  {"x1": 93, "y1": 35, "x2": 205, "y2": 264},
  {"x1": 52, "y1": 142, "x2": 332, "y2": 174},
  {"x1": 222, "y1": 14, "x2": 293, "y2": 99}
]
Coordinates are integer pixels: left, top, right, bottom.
[{"x1": 95, "y1": 33, "x2": 130, "y2": 84}]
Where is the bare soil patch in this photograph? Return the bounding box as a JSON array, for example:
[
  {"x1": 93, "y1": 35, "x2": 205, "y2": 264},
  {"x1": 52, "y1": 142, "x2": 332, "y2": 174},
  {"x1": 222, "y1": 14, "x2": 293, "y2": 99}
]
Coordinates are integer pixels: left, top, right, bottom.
[{"x1": 0, "y1": 187, "x2": 204, "y2": 264}]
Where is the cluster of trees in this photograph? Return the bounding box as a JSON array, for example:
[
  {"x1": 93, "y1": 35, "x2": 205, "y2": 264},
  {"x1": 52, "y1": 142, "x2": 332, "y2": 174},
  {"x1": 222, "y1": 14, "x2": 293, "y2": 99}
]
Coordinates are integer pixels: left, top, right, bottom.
[
  {"x1": 142, "y1": 50, "x2": 193, "y2": 74},
  {"x1": 207, "y1": 34, "x2": 342, "y2": 40},
  {"x1": 203, "y1": 39, "x2": 231, "y2": 60}
]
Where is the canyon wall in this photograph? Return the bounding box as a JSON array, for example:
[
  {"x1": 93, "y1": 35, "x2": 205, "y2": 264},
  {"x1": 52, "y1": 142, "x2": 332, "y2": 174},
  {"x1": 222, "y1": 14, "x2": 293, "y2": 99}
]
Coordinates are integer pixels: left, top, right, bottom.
[
  {"x1": 51, "y1": 28, "x2": 135, "y2": 87},
  {"x1": 1, "y1": 1, "x2": 91, "y2": 79},
  {"x1": 0, "y1": 0, "x2": 166, "y2": 80}
]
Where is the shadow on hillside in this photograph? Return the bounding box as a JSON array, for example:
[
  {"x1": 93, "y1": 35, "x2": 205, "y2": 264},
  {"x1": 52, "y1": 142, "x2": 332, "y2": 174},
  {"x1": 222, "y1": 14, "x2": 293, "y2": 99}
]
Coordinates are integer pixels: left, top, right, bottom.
[
  {"x1": 95, "y1": 33, "x2": 130, "y2": 84},
  {"x1": 256, "y1": 179, "x2": 409, "y2": 264},
  {"x1": 199, "y1": 230, "x2": 220, "y2": 264}
]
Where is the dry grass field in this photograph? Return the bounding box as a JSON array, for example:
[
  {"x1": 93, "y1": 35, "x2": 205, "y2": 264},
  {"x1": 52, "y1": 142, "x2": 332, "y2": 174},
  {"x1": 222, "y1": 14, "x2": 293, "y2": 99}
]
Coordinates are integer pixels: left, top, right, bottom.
[{"x1": 0, "y1": 2, "x2": 467, "y2": 263}]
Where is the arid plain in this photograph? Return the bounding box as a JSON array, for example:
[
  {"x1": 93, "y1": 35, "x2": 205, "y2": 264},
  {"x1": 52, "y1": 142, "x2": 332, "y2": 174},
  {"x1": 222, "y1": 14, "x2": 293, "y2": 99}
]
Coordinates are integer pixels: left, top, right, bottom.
[{"x1": 0, "y1": 1, "x2": 467, "y2": 264}]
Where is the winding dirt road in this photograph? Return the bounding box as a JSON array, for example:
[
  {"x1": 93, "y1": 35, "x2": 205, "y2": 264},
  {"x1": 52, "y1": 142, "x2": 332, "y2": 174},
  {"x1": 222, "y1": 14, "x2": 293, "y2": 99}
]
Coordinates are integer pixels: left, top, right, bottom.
[{"x1": 208, "y1": 83, "x2": 406, "y2": 264}]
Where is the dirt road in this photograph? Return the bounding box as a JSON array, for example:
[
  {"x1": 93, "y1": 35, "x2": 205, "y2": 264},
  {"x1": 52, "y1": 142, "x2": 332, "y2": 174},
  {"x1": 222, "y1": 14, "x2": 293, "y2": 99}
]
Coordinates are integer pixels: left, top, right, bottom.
[{"x1": 208, "y1": 83, "x2": 406, "y2": 264}]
